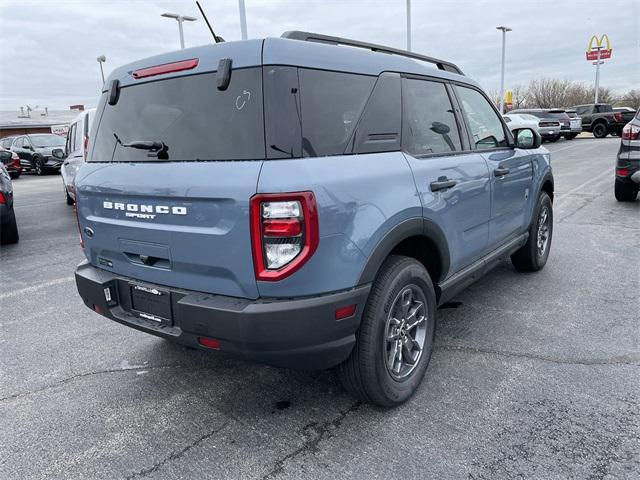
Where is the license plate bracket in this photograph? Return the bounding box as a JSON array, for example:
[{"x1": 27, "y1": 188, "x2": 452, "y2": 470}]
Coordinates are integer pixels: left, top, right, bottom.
[{"x1": 130, "y1": 284, "x2": 172, "y2": 324}]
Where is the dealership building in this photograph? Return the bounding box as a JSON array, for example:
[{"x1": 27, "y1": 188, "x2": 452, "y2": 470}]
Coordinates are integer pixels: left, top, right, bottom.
[{"x1": 0, "y1": 106, "x2": 85, "y2": 139}]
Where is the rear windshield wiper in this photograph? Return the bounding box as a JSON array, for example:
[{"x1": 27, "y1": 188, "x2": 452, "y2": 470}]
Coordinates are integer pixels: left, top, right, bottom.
[{"x1": 113, "y1": 134, "x2": 169, "y2": 159}]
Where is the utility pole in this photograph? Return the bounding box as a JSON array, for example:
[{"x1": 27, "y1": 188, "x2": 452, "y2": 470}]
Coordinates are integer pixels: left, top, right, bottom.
[
  {"x1": 406, "y1": 0, "x2": 412, "y2": 51},
  {"x1": 496, "y1": 26, "x2": 512, "y2": 114},
  {"x1": 161, "y1": 12, "x2": 198, "y2": 49},
  {"x1": 238, "y1": 0, "x2": 248, "y2": 40}
]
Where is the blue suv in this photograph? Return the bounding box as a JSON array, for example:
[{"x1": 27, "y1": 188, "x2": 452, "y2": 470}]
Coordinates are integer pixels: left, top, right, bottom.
[{"x1": 74, "y1": 32, "x2": 553, "y2": 407}]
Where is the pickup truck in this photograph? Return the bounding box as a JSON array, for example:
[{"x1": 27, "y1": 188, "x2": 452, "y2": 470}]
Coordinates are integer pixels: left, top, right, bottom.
[
  {"x1": 572, "y1": 103, "x2": 627, "y2": 138},
  {"x1": 613, "y1": 107, "x2": 637, "y2": 135}
]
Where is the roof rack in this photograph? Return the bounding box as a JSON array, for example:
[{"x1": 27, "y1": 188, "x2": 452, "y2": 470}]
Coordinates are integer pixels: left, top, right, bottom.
[{"x1": 281, "y1": 31, "x2": 464, "y2": 76}]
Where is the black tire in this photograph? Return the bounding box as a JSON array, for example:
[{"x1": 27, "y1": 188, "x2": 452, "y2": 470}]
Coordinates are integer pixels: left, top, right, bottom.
[
  {"x1": 564, "y1": 133, "x2": 577, "y2": 140},
  {"x1": 614, "y1": 179, "x2": 639, "y2": 202},
  {"x1": 511, "y1": 192, "x2": 553, "y2": 272},
  {"x1": 547, "y1": 135, "x2": 560, "y2": 142},
  {"x1": 64, "y1": 184, "x2": 74, "y2": 205},
  {"x1": 592, "y1": 122, "x2": 608, "y2": 138},
  {"x1": 34, "y1": 157, "x2": 44, "y2": 175},
  {"x1": 0, "y1": 209, "x2": 19, "y2": 245},
  {"x1": 337, "y1": 255, "x2": 436, "y2": 407},
  {"x1": 9, "y1": 171, "x2": 20, "y2": 179}
]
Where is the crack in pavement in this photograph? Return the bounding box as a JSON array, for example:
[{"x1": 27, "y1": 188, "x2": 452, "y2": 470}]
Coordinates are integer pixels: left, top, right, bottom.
[
  {"x1": 125, "y1": 420, "x2": 232, "y2": 479},
  {"x1": 0, "y1": 364, "x2": 195, "y2": 403},
  {"x1": 437, "y1": 344, "x2": 640, "y2": 367},
  {"x1": 261, "y1": 401, "x2": 362, "y2": 479}
]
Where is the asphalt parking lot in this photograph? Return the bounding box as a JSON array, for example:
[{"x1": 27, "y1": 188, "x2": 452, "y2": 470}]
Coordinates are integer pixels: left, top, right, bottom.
[{"x1": 1, "y1": 137, "x2": 638, "y2": 479}]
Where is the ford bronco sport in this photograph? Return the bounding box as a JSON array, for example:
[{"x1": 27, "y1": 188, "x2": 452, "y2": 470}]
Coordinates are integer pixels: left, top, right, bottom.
[{"x1": 74, "y1": 32, "x2": 554, "y2": 407}]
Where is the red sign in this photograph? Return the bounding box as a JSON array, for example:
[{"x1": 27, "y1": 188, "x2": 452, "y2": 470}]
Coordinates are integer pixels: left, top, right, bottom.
[{"x1": 586, "y1": 49, "x2": 612, "y2": 61}]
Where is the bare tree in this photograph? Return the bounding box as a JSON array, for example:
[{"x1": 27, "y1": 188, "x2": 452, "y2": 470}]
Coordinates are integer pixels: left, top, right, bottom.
[
  {"x1": 510, "y1": 84, "x2": 529, "y2": 109},
  {"x1": 617, "y1": 89, "x2": 640, "y2": 110},
  {"x1": 526, "y1": 78, "x2": 572, "y2": 108}
]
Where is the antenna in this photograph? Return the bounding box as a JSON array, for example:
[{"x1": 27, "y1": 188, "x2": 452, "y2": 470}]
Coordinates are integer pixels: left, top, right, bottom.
[{"x1": 196, "y1": 1, "x2": 224, "y2": 43}]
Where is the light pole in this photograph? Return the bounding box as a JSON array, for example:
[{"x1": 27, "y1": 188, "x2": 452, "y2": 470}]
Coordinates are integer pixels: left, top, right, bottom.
[
  {"x1": 406, "y1": 0, "x2": 412, "y2": 51},
  {"x1": 496, "y1": 26, "x2": 511, "y2": 114},
  {"x1": 238, "y1": 0, "x2": 248, "y2": 40},
  {"x1": 161, "y1": 12, "x2": 198, "y2": 49},
  {"x1": 97, "y1": 55, "x2": 106, "y2": 85}
]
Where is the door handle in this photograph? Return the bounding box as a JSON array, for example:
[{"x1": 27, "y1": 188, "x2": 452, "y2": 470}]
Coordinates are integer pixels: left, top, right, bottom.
[
  {"x1": 494, "y1": 166, "x2": 510, "y2": 177},
  {"x1": 430, "y1": 178, "x2": 457, "y2": 192}
]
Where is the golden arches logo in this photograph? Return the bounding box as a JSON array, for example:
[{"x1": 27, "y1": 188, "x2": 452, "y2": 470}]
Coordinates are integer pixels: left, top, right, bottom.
[{"x1": 587, "y1": 34, "x2": 611, "y2": 52}]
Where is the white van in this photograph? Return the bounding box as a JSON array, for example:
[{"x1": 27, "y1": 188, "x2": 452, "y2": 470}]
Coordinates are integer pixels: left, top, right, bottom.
[{"x1": 62, "y1": 108, "x2": 95, "y2": 204}]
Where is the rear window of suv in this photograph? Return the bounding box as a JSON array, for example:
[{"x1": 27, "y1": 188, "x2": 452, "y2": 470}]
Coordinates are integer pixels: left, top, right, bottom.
[{"x1": 89, "y1": 68, "x2": 265, "y2": 162}]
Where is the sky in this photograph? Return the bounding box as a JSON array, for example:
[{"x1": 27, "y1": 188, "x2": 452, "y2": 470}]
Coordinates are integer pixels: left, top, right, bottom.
[{"x1": 0, "y1": 0, "x2": 638, "y2": 111}]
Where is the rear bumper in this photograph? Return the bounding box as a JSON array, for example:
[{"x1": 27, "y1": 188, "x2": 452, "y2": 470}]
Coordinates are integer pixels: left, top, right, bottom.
[{"x1": 75, "y1": 261, "x2": 370, "y2": 370}]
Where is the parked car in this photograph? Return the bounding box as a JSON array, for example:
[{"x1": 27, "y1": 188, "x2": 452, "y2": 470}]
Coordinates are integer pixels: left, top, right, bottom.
[
  {"x1": 62, "y1": 109, "x2": 96, "y2": 205},
  {"x1": 0, "y1": 147, "x2": 22, "y2": 179},
  {"x1": 612, "y1": 107, "x2": 637, "y2": 135},
  {"x1": 510, "y1": 109, "x2": 572, "y2": 141},
  {"x1": 74, "y1": 31, "x2": 553, "y2": 407},
  {"x1": 615, "y1": 109, "x2": 640, "y2": 201},
  {"x1": 502, "y1": 113, "x2": 539, "y2": 134},
  {"x1": 572, "y1": 103, "x2": 627, "y2": 138},
  {"x1": 1, "y1": 136, "x2": 16, "y2": 150},
  {"x1": 11, "y1": 134, "x2": 66, "y2": 175},
  {"x1": 562, "y1": 109, "x2": 583, "y2": 139},
  {"x1": 0, "y1": 163, "x2": 19, "y2": 244}
]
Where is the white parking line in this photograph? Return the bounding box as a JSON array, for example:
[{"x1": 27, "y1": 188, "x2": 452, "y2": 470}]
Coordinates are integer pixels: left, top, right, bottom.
[
  {"x1": 0, "y1": 276, "x2": 75, "y2": 301},
  {"x1": 555, "y1": 168, "x2": 612, "y2": 203}
]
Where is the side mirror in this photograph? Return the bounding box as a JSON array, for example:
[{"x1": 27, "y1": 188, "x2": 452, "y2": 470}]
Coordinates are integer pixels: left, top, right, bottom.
[{"x1": 514, "y1": 128, "x2": 541, "y2": 149}]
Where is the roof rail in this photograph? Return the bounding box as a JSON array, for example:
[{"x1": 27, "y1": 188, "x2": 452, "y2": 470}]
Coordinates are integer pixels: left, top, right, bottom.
[{"x1": 281, "y1": 30, "x2": 464, "y2": 76}]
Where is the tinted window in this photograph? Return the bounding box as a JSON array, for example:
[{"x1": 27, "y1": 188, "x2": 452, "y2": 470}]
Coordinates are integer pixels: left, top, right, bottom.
[
  {"x1": 0, "y1": 150, "x2": 11, "y2": 163},
  {"x1": 403, "y1": 79, "x2": 462, "y2": 155},
  {"x1": 455, "y1": 86, "x2": 507, "y2": 149},
  {"x1": 298, "y1": 69, "x2": 375, "y2": 157},
  {"x1": 90, "y1": 68, "x2": 264, "y2": 162},
  {"x1": 574, "y1": 106, "x2": 589, "y2": 115},
  {"x1": 263, "y1": 66, "x2": 302, "y2": 159},
  {"x1": 351, "y1": 72, "x2": 401, "y2": 154},
  {"x1": 73, "y1": 122, "x2": 82, "y2": 152},
  {"x1": 596, "y1": 104, "x2": 613, "y2": 113}
]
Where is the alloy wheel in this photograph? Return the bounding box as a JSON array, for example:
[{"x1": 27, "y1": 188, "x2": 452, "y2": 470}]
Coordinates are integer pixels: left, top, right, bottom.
[
  {"x1": 537, "y1": 205, "x2": 550, "y2": 257},
  {"x1": 383, "y1": 285, "x2": 428, "y2": 380}
]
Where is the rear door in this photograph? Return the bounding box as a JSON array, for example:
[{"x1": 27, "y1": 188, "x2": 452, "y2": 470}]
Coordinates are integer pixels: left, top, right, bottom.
[
  {"x1": 401, "y1": 77, "x2": 491, "y2": 274},
  {"x1": 453, "y1": 84, "x2": 533, "y2": 247},
  {"x1": 78, "y1": 66, "x2": 266, "y2": 299}
]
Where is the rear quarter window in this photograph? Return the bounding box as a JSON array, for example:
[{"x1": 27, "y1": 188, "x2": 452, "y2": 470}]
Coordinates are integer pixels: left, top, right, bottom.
[
  {"x1": 298, "y1": 69, "x2": 375, "y2": 157},
  {"x1": 90, "y1": 68, "x2": 264, "y2": 162}
]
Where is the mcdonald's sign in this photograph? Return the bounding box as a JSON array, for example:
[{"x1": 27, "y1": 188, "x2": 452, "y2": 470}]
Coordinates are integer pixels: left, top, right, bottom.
[{"x1": 586, "y1": 34, "x2": 612, "y2": 61}]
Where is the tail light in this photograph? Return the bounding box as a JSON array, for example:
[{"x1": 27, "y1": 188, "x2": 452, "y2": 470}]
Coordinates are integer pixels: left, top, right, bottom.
[
  {"x1": 614, "y1": 112, "x2": 623, "y2": 122},
  {"x1": 0, "y1": 192, "x2": 5, "y2": 204},
  {"x1": 74, "y1": 199, "x2": 84, "y2": 248},
  {"x1": 250, "y1": 192, "x2": 319, "y2": 281},
  {"x1": 621, "y1": 123, "x2": 640, "y2": 141},
  {"x1": 83, "y1": 135, "x2": 89, "y2": 160},
  {"x1": 133, "y1": 58, "x2": 199, "y2": 79},
  {"x1": 616, "y1": 168, "x2": 630, "y2": 177}
]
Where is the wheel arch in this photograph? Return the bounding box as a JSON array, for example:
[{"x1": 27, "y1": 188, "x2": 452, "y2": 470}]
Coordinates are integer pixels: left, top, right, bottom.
[
  {"x1": 540, "y1": 171, "x2": 554, "y2": 202},
  {"x1": 358, "y1": 218, "x2": 450, "y2": 290}
]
